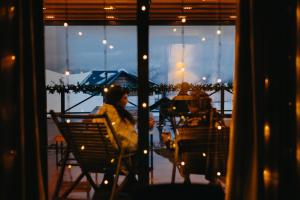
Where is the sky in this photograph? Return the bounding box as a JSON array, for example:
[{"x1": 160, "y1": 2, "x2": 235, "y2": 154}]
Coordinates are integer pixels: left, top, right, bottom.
[{"x1": 45, "y1": 25, "x2": 235, "y2": 84}]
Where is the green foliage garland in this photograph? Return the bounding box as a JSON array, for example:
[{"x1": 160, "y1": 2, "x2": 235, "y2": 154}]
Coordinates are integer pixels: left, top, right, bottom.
[{"x1": 46, "y1": 82, "x2": 233, "y2": 94}]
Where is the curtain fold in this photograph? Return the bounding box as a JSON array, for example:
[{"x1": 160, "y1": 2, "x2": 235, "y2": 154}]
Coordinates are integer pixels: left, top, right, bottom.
[{"x1": 226, "y1": 0, "x2": 297, "y2": 199}]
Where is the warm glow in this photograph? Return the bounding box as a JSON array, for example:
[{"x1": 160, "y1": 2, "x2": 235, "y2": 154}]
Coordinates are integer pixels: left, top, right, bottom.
[
  {"x1": 265, "y1": 78, "x2": 269, "y2": 89},
  {"x1": 180, "y1": 161, "x2": 185, "y2": 166},
  {"x1": 63, "y1": 22, "x2": 68, "y2": 27},
  {"x1": 43, "y1": 7, "x2": 46, "y2": 10},
  {"x1": 181, "y1": 18, "x2": 186, "y2": 23},
  {"x1": 142, "y1": 103, "x2": 147, "y2": 108},
  {"x1": 229, "y1": 15, "x2": 237, "y2": 19},
  {"x1": 68, "y1": 164, "x2": 72, "y2": 169},
  {"x1": 264, "y1": 123, "x2": 270, "y2": 142},
  {"x1": 104, "y1": 6, "x2": 115, "y2": 10},
  {"x1": 110, "y1": 158, "x2": 115, "y2": 163},
  {"x1": 104, "y1": 87, "x2": 108, "y2": 93},
  {"x1": 217, "y1": 125, "x2": 222, "y2": 130},
  {"x1": 10, "y1": 6, "x2": 15, "y2": 12},
  {"x1": 141, "y1": 5, "x2": 146, "y2": 11},
  {"x1": 11, "y1": 55, "x2": 16, "y2": 61},
  {"x1": 66, "y1": 119, "x2": 71, "y2": 123},
  {"x1": 172, "y1": 106, "x2": 176, "y2": 110},
  {"x1": 263, "y1": 168, "x2": 271, "y2": 187},
  {"x1": 217, "y1": 172, "x2": 221, "y2": 176},
  {"x1": 104, "y1": 180, "x2": 109, "y2": 184},
  {"x1": 80, "y1": 145, "x2": 85, "y2": 150},
  {"x1": 216, "y1": 29, "x2": 222, "y2": 35},
  {"x1": 106, "y1": 16, "x2": 115, "y2": 19},
  {"x1": 45, "y1": 15, "x2": 55, "y2": 19},
  {"x1": 176, "y1": 62, "x2": 185, "y2": 68},
  {"x1": 181, "y1": 67, "x2": 185, "y2": 72},
  {"x1": 143, "y1": 149, "x2": 148, "y2": 154},
  {"x1": 173, "y1": 28, "x2": 177, "y2": 32},
  {"x1": 183, "y1": 6, "x2": 192, "y2": 10},
  {"x1": 143, "y1": 55, "x2": 148, "y2": 60},
  {"x1": 111, "y1": 122, "x2": 116, "y2": 126}
]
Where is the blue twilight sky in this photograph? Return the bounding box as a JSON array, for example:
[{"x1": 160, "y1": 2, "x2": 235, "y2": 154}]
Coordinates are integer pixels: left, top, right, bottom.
[{"x1": 45, "y1": 25, "x2": 235, "y2": 84}]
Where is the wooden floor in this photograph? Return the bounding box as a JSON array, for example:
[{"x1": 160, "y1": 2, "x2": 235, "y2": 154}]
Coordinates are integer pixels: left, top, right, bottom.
[{"x1": 47, "y1": 117, "x2": 220, "y2": 200}]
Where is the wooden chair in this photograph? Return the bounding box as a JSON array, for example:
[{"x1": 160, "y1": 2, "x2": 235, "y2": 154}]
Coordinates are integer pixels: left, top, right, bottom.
[
  {"x1": 50, "y1": 110, "x2": 133, "y2": 200},
  {"x1": 171, "y1": 126, "x2": 229, "y2": 184}
]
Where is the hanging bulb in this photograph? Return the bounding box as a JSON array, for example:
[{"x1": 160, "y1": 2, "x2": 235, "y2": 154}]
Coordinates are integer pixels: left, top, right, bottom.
[
  {"x1": 181, "y1": 18, "x2": 186, "y2": 23},
  {"x1": 63, "y1": 22, "x2": 68, "y2": 27},
  {"x1": 109, "y1": 44, "x2": 114, "y2": 49},
  {"x1": 216, "y1": 29, "x2": 222, "y2": 35},
  {"x1": 102, "y1": 39, "x2": 107, "y2": 44},
  {"x1": 65, "y1": 70, "x2": 70, "y2": 76},
  {"x1": 217, "y1": 78, "x2": 222, "y2": 83}
]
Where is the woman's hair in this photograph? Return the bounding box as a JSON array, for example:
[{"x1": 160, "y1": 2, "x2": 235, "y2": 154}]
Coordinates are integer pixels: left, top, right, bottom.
[
  {"x1": 188, "y1": 89, "x2": 212, "y2": 111},
  {"x1": 105, "y1": 85, "x2": 135, "y2": 124}
]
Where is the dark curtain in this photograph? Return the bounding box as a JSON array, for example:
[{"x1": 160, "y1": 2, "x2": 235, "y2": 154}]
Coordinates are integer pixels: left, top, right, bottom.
[
  {"x1": 227, "y1": 0, "x2": 297, "y2": 199},
  {"x1": 0, "y1": 0, "x2": 47, "y2": 199}
]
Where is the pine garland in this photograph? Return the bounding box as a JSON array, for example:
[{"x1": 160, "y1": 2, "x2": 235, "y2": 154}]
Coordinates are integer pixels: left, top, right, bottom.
[{"x1": 46, "y1": 82, "x2": 233, "y2": 94}]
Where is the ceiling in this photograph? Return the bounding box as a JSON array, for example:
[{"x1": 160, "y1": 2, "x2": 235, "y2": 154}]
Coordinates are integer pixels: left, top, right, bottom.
[{"x1": 43, "y1": 0, "x2": 237, "y2": 25}]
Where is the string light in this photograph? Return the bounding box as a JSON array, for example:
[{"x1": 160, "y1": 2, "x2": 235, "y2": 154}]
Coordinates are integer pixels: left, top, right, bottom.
[
  {"x1": 66, "y1": 119, "x2": 71, "y2": 123},
  {"x1": 78, "y1": 31, "x2": 83, "y2": 36},
  {"x1": 63, "y1": 22, "x2": 68, "y2": 27},
  {"x1": 201, "y1": 37, "x2": 206, "y2": 42},
  {"x1": 104, "y1": 180, "x2": 109, "y2": 184},
  {"x1": 109, "y1": 44, "x2": 114, "y2": 49},
  {"x1": 111, "y1": 121, "x2": 116, "y2": 125},
  {"x1": 216, "y1": 29, "x2": 222, "y2": 35},
  {"x1": 217, "y1": 78, "x2": 222, "y2": 83},
  {"x1": 172, "y1": 28, "x2": 177, "y2": 32},
  {"x1": 102, "y1": 39, "x2": 107, "y2": 45},
  {"x1": 104, "y1": 87, "x2": 108, "y2": 92},
  {"x1": 68, "y1": 164, "x2": 72, "y2": 169},
  {"x1": 143, "y1": 149, "x2": 148, "y2": 154},
  {"x1": 141, "y1": 5, "x2": 146, "y2": 11},
  {"x1": 110, "y1": 158, "x2": 115, "y2": 163},
  {"x1": 181, "y1": 18, "x2": 186, "y2": 23},
  {"x1": 142, "y1": 103, "x2": 147, "y2": 108},
  {"x1": 217, "y1": 172, "x2": 221, "y2": 176},
  {"x1": 180, "y1": 161, "x2": 185, "y2": 166},
  {"x1": 202, "y1": 152, "x2": 207, "y2": 157},
  {"x1": 217, "y1": 125, "x2": 222, "y2": 130},
  {"x1": 80, "y1": 145, "x2": 85, "y2": 150},
  {"x1": 143, "y1": 54, "x2": 148, "y2": 60},
  {"x1": 65, "y1": 70, "x2": 70, "y2": 76}
]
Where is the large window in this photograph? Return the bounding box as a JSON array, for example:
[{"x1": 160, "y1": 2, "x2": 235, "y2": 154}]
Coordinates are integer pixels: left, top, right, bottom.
[{"x1": 45, "y1": 25, "x2": 234, "y2": 112}]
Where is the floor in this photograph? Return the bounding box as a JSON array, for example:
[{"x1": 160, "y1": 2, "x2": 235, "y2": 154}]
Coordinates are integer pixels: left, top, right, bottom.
[{"x1": 47, "y1": 117, "x2": 222, "y2": 199}]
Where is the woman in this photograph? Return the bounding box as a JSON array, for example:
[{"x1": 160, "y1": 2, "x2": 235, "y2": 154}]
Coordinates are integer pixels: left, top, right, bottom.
[
  {"x1": 95, "y1": 85, "x2": 138, "y2": 152},
  {"x1": 95, "y1": 85, "x2": 155, "y2": 191}
]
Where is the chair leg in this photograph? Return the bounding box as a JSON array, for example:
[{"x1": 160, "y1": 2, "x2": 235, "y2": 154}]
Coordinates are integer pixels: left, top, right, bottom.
[
  {"x1": 109, "y1": 148, "x2": 124, "y2": 200},
  {"x1": 61, "y1": 173, "x2": 85, "y2": 199},
  {"x1": 171, "y1": 163, "x2": 176, "y2": 184},
  {"x1": 52, "y1": 147, "x2": 70, "y2": 200}
]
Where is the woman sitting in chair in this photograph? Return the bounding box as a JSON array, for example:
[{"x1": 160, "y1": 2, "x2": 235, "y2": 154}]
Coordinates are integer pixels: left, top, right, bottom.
[{"x1": 94, "y1": 85, "x2": 155, "y2": 190}]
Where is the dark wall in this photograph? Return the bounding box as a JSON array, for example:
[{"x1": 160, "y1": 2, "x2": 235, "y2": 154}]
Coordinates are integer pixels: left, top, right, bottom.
[{"x1": 0, "y1": 0, "x2": 47, "y2": 199}]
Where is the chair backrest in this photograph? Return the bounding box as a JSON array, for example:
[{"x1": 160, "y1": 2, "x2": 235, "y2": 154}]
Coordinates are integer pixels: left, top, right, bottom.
[
  {"x1": 175, "y1": 126, "x2": 229, "y2": 177},
  {"x1": 50, "y1": 110, "x2": 122, "y2": 173}
]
